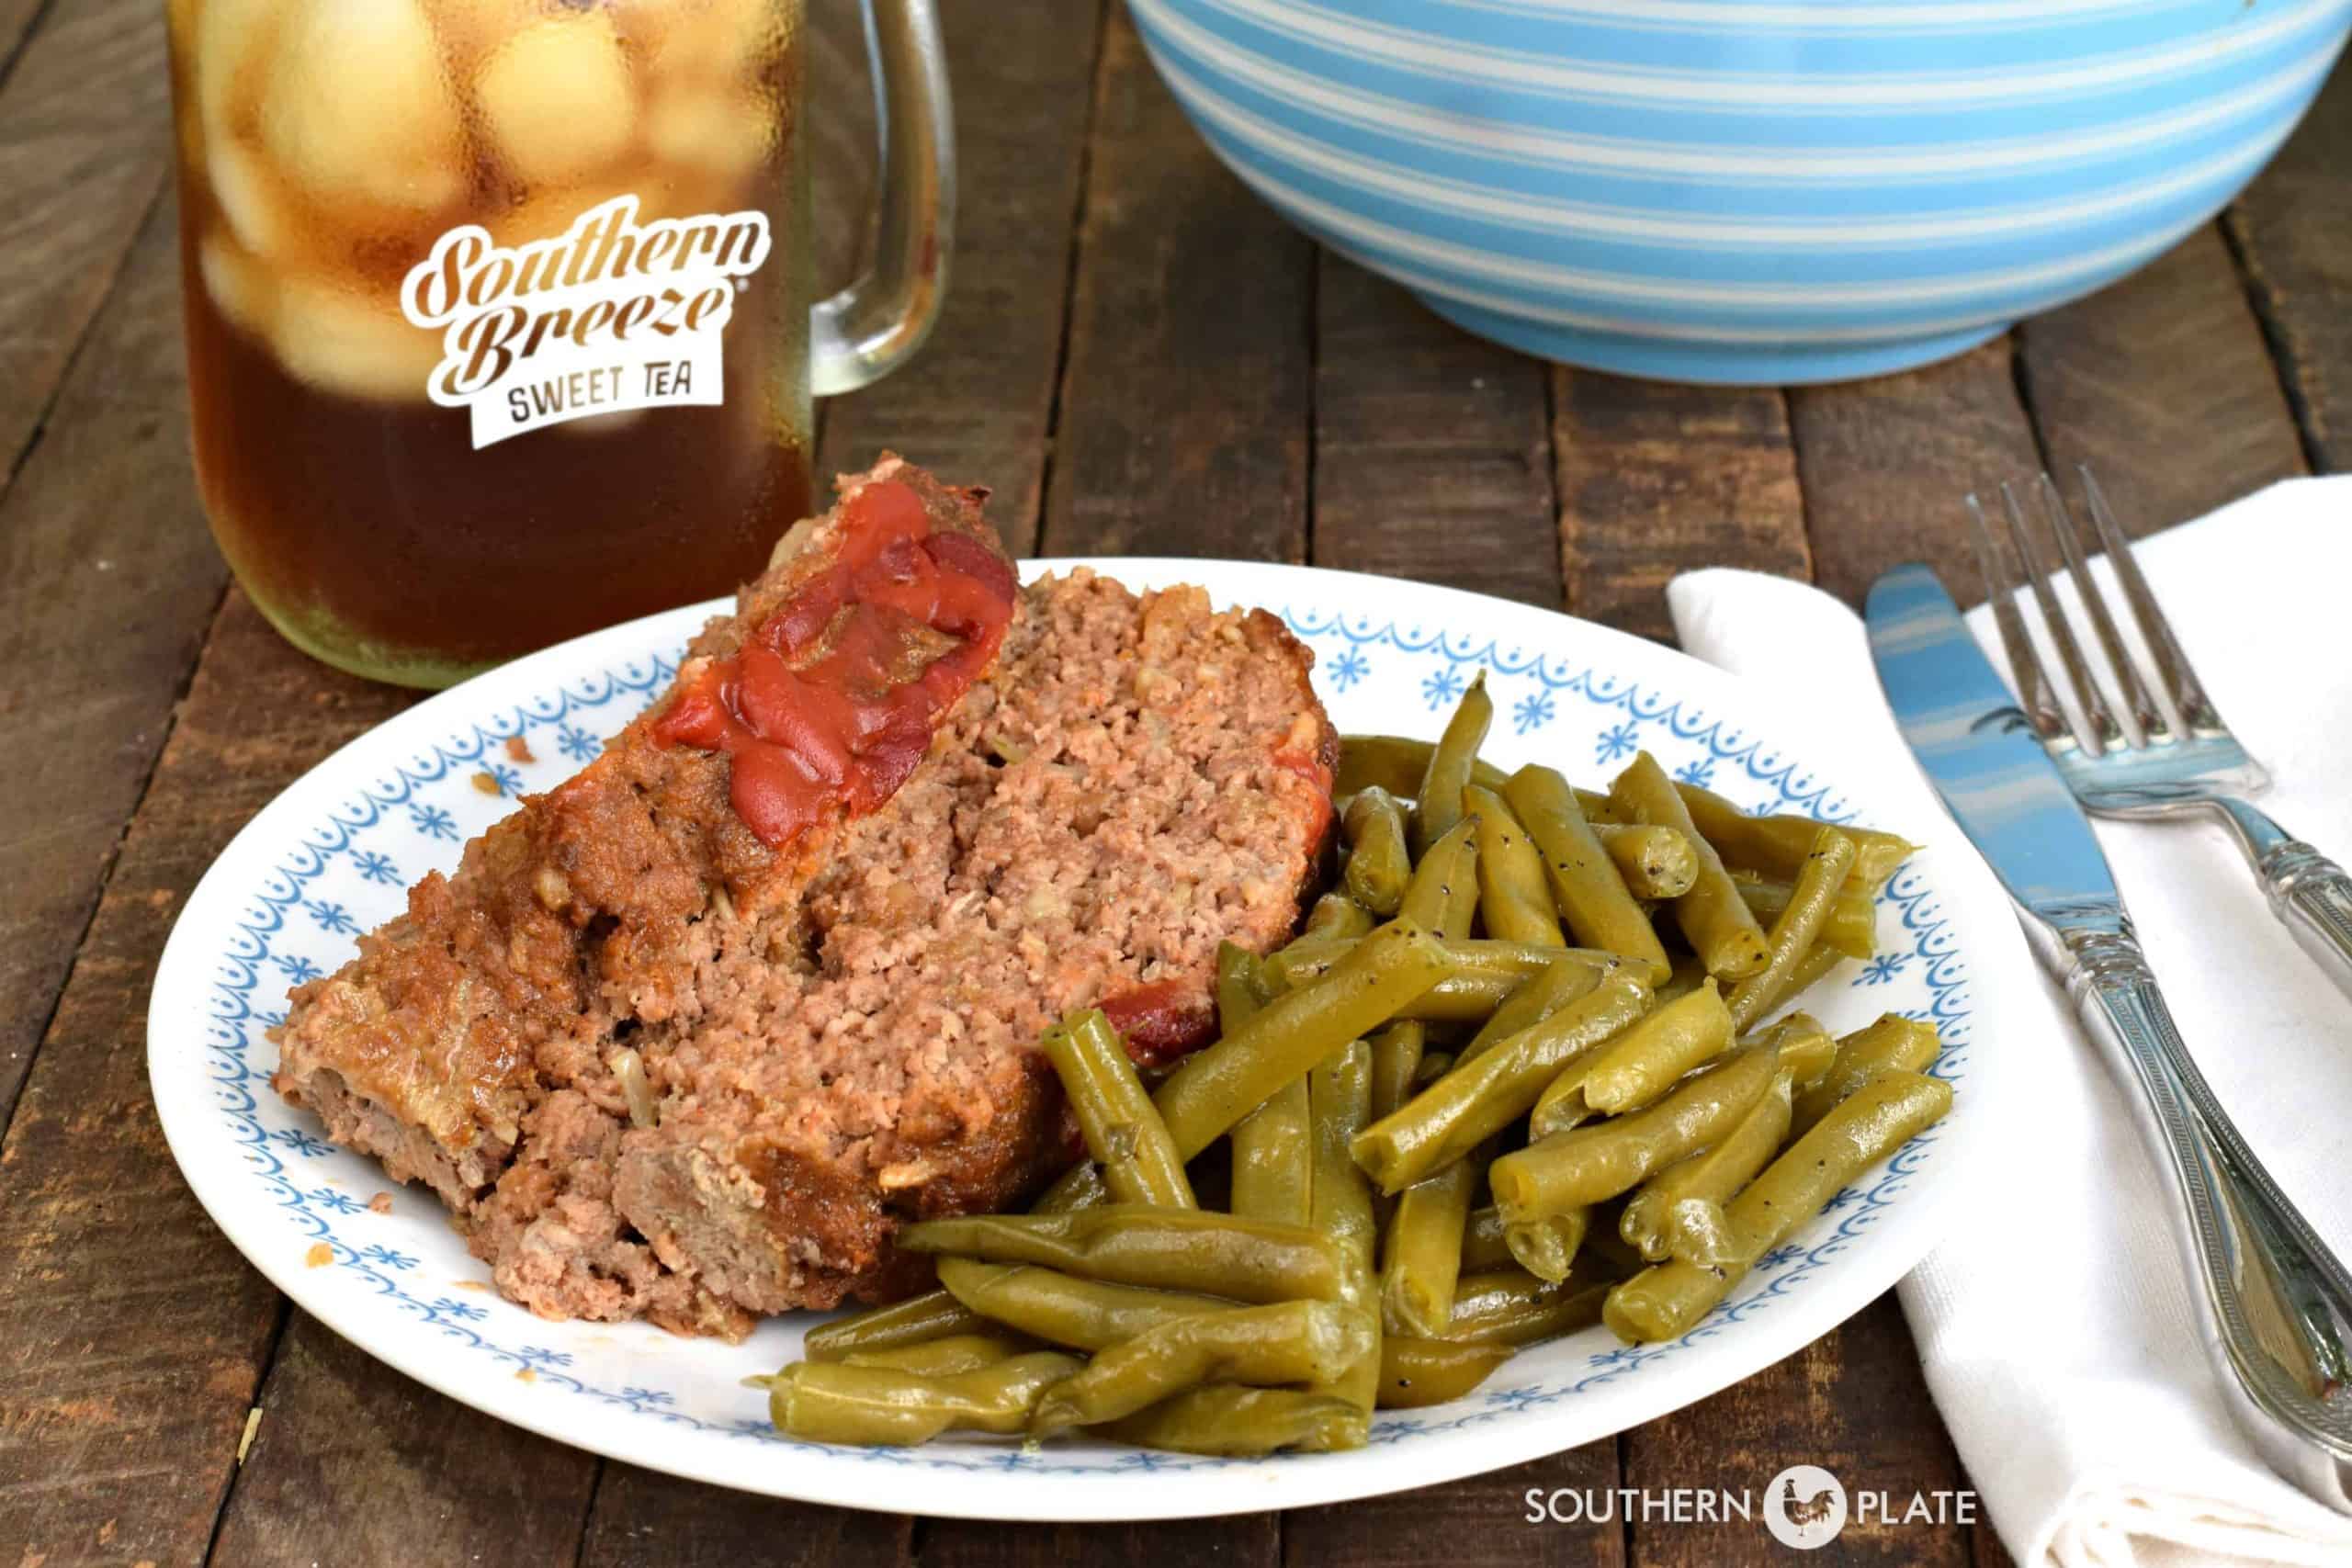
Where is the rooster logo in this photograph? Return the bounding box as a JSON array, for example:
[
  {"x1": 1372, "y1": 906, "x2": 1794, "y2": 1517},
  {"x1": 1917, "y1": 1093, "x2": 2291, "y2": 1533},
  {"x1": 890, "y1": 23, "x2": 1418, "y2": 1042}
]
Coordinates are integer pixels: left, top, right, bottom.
[{"x1": 1763, "y1": 1465, "x2": 1848, "y2": 1550}]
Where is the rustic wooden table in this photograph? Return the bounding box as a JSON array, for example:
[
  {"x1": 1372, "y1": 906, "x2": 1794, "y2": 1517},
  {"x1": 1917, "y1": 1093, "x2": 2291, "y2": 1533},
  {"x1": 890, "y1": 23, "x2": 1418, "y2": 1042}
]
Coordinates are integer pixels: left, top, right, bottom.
[{"x1": 5, "y1": 0, "x2": 2346, "y2": 1562}]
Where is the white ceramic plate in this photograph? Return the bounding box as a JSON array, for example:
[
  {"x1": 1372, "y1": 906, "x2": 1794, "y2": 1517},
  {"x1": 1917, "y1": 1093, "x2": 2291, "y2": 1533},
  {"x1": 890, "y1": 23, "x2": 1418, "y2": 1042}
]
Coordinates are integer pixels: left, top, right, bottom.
[{"x1": 149, "y1": 560, "x2": 2017, "y2": 1520}]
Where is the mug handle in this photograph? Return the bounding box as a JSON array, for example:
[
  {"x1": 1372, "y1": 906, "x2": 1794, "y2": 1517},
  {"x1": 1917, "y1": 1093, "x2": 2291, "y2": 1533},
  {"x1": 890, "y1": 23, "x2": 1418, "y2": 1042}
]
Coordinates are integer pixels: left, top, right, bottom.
[{"x1": 810, "y1": 0, "x2": 954, "y2": 396}]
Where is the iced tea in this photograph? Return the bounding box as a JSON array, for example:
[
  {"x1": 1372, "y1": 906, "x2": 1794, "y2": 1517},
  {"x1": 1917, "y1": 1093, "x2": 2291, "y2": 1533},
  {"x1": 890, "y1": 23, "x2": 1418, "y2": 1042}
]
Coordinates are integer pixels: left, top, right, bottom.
[{"x1": 165, "y1": 0, "x2": 909, "y2": 686}]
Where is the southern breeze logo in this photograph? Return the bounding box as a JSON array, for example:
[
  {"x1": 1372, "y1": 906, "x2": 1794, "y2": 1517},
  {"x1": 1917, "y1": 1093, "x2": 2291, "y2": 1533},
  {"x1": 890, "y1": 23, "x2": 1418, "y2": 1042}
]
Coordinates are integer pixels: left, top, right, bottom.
[{"x1": 401, "y1": 196, "x2": 772, "y2": 448}]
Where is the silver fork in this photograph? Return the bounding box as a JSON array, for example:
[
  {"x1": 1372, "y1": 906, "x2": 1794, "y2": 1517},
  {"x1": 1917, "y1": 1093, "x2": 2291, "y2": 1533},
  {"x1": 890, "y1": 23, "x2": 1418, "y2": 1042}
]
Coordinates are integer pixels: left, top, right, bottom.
[{"x1": 1967, "y1": 468, "x2": 2352, "y2": 1003}]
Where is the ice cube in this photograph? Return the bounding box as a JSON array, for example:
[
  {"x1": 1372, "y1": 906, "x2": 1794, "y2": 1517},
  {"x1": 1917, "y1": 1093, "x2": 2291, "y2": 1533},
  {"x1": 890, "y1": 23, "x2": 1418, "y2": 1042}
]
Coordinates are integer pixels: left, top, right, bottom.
[
  {"x1": 475, "y1": 10, "x2": 639, "y2": 187},
  {"x1": 209, "y1": 141, "x2": 306, "y2": 261},
  {"x1": 645, "y1": 83, "x2": 774, "y2": 186},
  {"x1": 637, "y1": 0, "x2": 782, "y2": 86},
  {"x1": 195, "y1": 0, "x2": 290, "y2": 142},
  {"x1": 272, "y1": 272, "x2": 445, "y2": 402},
  {"x1": 261, "y1": 0, "x2": 465, "y2": 216},
  {"x1": 198, "y1": 231, "x2": 277, "y2": 338}
]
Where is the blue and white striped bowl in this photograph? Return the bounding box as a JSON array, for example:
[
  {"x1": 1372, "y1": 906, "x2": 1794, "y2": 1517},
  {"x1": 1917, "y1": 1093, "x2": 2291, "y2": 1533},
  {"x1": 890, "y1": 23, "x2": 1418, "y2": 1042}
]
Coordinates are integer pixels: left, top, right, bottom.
[{"x1": 1128, "y1": 0, "x2": 2352, "y2": 384}]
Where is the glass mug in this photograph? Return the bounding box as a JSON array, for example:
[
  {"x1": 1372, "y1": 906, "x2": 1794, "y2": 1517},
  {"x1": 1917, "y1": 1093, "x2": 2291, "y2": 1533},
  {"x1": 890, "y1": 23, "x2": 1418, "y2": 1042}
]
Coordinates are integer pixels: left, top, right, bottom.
[{"x1": 164, "y1": 0, "x2": 950, "y2": 687}]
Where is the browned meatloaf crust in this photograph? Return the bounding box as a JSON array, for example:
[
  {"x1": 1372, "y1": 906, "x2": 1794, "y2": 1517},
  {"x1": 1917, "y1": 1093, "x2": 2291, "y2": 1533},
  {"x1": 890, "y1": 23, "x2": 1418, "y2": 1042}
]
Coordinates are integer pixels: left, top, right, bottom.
[{"x1": 275, "y1": 472, "x2": 1337, "y2": 1337}]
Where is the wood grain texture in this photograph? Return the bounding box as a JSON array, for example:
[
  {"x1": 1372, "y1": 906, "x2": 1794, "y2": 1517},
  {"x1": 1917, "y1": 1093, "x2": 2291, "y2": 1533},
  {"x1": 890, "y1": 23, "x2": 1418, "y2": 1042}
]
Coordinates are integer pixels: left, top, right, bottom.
[
  {"x1": 1286, "y1": 1449, "x2": 1623, "y2": 1568},
  {"x1": 1623, "y1": 1297, "x2": 1969, "y2": 1566},
  {"x1": 1553, "y1": 370, "x2": 1808, "y2": 640},
  {"x1": 1787, "y1": 340, "x2": 2040, "y2": 608},
  {"x1": 0, "y1": 197, "x2": 224, "y2": 1132},
  {"x1": 0, "y1": 0, "x2": 51, "y2": 81},
  {"x1": 2229, "y1": 65, "x2": 2352, "y2": 472},
  {"x1": 2018, "y1": 226, "x2": 2305, "y2": 531},
  {"x1": 0, "y1": 0, "x2": 170, "y2": 490},
  {"x1": 0, "y1": 590, "x2": 407, "y2": 1568},
  {"x1": 817, "y1": 0, "x2": 1104, "y2": 542},
  {"x1": 1038, "y1": 5, "x2": 1313, "y2": 560},
  {"x1": 208, "y1": 1313, "x2": 597, "y2": 1568},
  {"x1": 923, "y1": 1517, "x2": 1278, "y2": 1568},
  {"x1": 1313, "y1": 254, "x2": 1559, "y2": 607},
  {"x1": 582, "y1": 1462, "x2": 911, "y2": 1568}
]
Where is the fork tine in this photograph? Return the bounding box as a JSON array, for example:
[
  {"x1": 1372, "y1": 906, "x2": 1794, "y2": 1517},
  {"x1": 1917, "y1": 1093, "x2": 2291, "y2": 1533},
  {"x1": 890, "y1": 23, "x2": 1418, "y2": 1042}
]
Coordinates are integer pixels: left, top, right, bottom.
[
  {"x1": 1966, "y1": 493, "x2": 2075, "y2": 750},
  {"x1": 2078, "y1": 467, "x2": 2226, "y2": 739},
  {"x1": 2034, "y1": 472, "x2": 2174, "y2": 748},
  {"x1": 2000, "y1": 479, "x2": 2120, "y2": 755}
]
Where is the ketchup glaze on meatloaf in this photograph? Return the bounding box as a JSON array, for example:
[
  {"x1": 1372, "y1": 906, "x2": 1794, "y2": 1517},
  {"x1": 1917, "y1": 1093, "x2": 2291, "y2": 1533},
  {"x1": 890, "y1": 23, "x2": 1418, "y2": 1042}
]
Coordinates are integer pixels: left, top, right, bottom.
[{"x1": 274, "y1": 457, "x2": 1338, "y2": 1337}]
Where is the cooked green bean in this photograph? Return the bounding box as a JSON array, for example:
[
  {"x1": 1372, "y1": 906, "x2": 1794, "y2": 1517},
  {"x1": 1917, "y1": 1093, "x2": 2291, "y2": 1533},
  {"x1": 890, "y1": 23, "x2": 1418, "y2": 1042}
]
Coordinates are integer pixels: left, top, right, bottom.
[
  {"x1": 1462, "y1": 1205, "x2": 1513, "y2": 1272},
  {"x1": 1043, "y1": 1010, "x2": 1196, "y2": 1210},
  {"x1": 842, "y1": 1332, "x2": 1035, "y2": 1377},
  {"x1": 1378, "y1": 1336, "x2": 1514, "y2": 1408},
  {"x1": 1791, "y1": 1014, "x2": 1943, "y2": 1134},
  {"x1": 1603, "y1": 1070, "x2": 1954, "y2": 1343},
  {"x1": 903, "y1": 1207, "x2": 1345, "y2": 1303},
  {"x1": 1490, "y1": 1043, "x2": 1781, "y2": 1221},
  {"x1": 1216, "y1": 942, "x2": 1276, "y2": 1032},
  {"x1": 1743, "y1": 1011, "x2": 1834, "y2": 1087},
  {"x1": 1102, "y1": 1385, "x2": 1368, "y2": 1455},
  {"x1": 1277, "y1": 931, "x2": 1608, "y2": 997},
  {"x1": 1724, "y1": 829, "x2": 1857, "y2": 1032},
  {"x1": 1460, "y1": 956, "x2": 1601, "y2": 1066},
  {"x1": 933, "y1": 1258, "x2": 1232, "y2": 1349},
  {"x1": 1591, "y1": 823, "x2": 1700, "y2": 900},
  {"x1": 1396, "y1": 815, "x2": 1480, "y2": 939},
  {"x1": 1441, "y1": 1270, "x2": 1611, "y2": 1347},
  {"x1": 1368, "y1": 1020, "x2": 1429, "y2": 1124},
  {"x1": 769, "y1": 1352, "x2": 1084, "y2": 1446},
  {"x1": 1734, "y1": 872, "x2": 1878, "y2": 963},
  {"x1": 804, "y1": 1288, "x2": 991, "y2": 1362},
  {"x1": 1152, "y1": 920, "x2": 1449, "y2": 1156},
  {"x1": 1301, "y1": 892, "x2": 1377, "y2": 942},
  {"x1": 1620, "y1": 1072, "x2": 1794, "y2": 1262},
  {"x1": 1230, "y1": 1075, "x2": 1312, "y2": 1228},
  {"x1": 1674, "y1": 783, "x2": 1915, "y2": 894},
  {"x1": 1351, "y1": 974, "x2": 1651, "y2": 1193},
  {"x1": 1465, "y1": 784, "x2": 1566, "y2": 947},
  {"x1": 1336, "y1": 734, "x2": 1509, "y2": 803},
  {"x1": 1503, "y1": 1207, "x2": 1588, "y2": 1284},
  {"x1": 1610, "y1": 752, "x2": 1771, "y2": 981},
  {"x1": 1343, "y1": 786, "x2": 1412, "y2": 918},
  {"x1": 1580, "y1": 979, "x2": 1736, "y2": 1114},
  {"x1": 1504, "y1": 763, "x2": 1673, "y2": 985},
  {"x1": 1309, "y1": 1037, "x2": 1383, "y2": 1412},
  {"x1": 1379, "y1": 1101, "x2": 1481, "y2": 1337},
  {"x1": 1412, "y1": 673, "x2": 1493, "y2": 858},
  {"x1": 1030, "y1": 1300, "x2": 1373, "y2": 1434},
  {"x1": 1654, "y1": 953, "x2": 1710, "y2": 1006},
  {"x1": 1527, "y1": 1050, "x2": 1598, "y2": 1142}
]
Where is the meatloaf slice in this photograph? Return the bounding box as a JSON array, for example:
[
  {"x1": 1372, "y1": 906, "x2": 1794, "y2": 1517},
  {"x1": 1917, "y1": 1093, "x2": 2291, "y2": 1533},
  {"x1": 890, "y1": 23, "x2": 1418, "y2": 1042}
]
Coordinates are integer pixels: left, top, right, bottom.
[
  {"x1": 272, "y1": 454, "x2": 1014, "y2": 1232},
  {"x1": 481, "y1": 571, "x2": 1339, "y2": 1325},
  {"x1": 276, "y1": 461, "x2": 1338, "y2": 1337}
]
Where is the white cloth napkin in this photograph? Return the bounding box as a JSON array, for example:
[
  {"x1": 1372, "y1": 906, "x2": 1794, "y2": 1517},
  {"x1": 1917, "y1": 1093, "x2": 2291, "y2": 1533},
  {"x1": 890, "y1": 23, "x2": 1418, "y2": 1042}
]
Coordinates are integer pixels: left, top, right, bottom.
[{"x1": 1666, "y1": 477, "x2": 2352, "y2": 1568}]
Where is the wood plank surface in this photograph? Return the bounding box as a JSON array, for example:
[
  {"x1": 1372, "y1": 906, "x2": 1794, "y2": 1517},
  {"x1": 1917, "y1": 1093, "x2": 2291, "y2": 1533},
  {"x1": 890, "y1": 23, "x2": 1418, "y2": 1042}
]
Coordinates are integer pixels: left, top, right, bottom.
[
  {"x1": 0, "y1": 197, "x2": 225, "y2": 1130},
  {"x1": 0, "y1": 591, "x2": 408, "y2": 1568},
  {"x1": 208, "y1": 1313, "x2": 598, "y2": 1567},
  {"x1": 816, "y1": 0, "x2": 1105, "y2": 540},
  {"x1": 581, "y1": 1463, "x2": 911, "y2": 1568},
  {"x1": 1313, "y1": 254, "x2": 1559, "y2": 607},
  {"x1": 0, "y1": 0, "x2": 170, "y2": 491},
  {"x1": 1037, "y1": 5, "x2": 1313, "y2": 561},
  {"x1": 2018, "y1": 226, "x2": 2306, "y2": 530},
  {"x1": 2229, "y1": 65, "x2": 2352, "y2": 472},
  {"x1": 1287, "y1": 1450, "x2": 1623, "y2": 1568},
  {"x1": 1786, "y1": 341, "x2": 2041, "y2": 607},
  {"x1": 1553, "y1": 373, "x2": 1809, "y2": 640}
]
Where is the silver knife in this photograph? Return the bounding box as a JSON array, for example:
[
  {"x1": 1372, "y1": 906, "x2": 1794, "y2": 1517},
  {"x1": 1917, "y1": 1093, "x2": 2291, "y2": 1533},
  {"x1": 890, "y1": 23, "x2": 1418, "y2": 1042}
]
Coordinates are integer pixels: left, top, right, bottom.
[{"x1": 1867, "y1": 561, "x2": 2352, "y2": 1510}]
